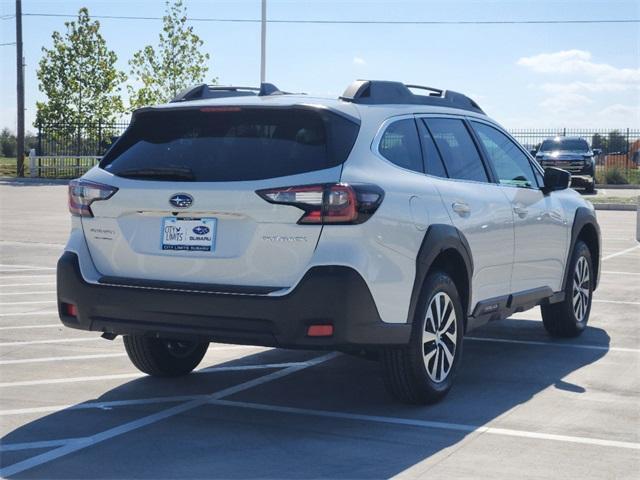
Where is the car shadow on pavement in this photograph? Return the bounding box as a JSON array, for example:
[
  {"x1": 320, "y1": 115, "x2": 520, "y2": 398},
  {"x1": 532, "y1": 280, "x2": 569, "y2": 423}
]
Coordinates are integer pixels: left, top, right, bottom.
[{"x1": 1, "y1": 319, "x2": 610, "y2": 479}]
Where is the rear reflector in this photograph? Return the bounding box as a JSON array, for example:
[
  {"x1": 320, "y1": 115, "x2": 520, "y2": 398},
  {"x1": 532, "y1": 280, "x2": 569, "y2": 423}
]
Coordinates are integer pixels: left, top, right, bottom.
[
  {"x1": 62, "y1": 303, "x2": 78, "y2": 317},
  {"x1": 256, "y1": 183, "x2": 383, "y2": 225},
  {"x1": 307, "y1": 324, "x2": 334, "y2": 337}
]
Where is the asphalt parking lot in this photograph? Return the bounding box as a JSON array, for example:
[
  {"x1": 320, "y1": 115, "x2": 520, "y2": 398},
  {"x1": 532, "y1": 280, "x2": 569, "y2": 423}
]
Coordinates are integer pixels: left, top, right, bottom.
[{"x1": 0, "y1": 180, "x2": 638, "y2": 479}]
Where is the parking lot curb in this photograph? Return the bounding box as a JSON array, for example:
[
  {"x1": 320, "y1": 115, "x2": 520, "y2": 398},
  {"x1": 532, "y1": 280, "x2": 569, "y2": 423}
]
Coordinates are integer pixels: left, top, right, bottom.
[
  {"x1": 595, "y1": 184, "x2": 640, "y2": 190},
  {"x1": 593, "y1": 203, "x2": 638, "y2": 211},
  {"x1": 0, "y1": 177, "x2": 70, "y2": 185}
]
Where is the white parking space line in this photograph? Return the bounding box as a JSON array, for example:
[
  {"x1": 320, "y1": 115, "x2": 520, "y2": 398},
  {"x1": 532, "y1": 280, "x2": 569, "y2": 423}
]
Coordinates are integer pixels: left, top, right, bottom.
[
  {"x1": 0, "y1": 337, "x2": 102, "y2": 347},
  {"x1": 593, "y1": 299, "x2": 640, "y2": 306},
  {"x1": 0, "y1": 394, "x2": 207, "y2": 417},
  {"x1": 0, "y1": 353, "x2": 126, "y2": 365},
  {"x1": 210, "y1": 399, "x2": 640, "y2": 451},
  {"x1": 0, "y1": 269, "x2": 56, "y2": 274},
  {"x1": 0, "y1": 361, "x2": 317, "y2": 388},
  {"x1": 0, "y1": 324, "x2": 61, "y2": 331},
  {"x1": 0, "y1": 263, "x2": 56, "y2": 270},
  {"x1": 0, "y1": 274, "x2": 56, "y2": 280},
  {"x1": 0, "y1": 345, "x2": 258, "y2": 366},
  {"x1": 0, "y1": 240, "x2": 64, "y2": 248},
  {"x1": 0, "y1": 310, "x2": 58, "y2": 317},
  {"x1": 0, "y1": 352, "x2": 338, "y2": 477},
  {"x1": 602, "y1": 244, "x2": 640, "y2": 261},
  {"x1": 601, "y1": 271, "x2": 640, "y2": 276},
  {"x1": 466, "y1": 336, "x2": 639, "y2": 353},
  {"x1": 0, "y1": 291, "x2": 56, "y2": 296},
  {"x1": 0, "y1": 264, "x2": 55, "y2": 270},
  {"x1": 0, "y1": 344, "x2": 256, "y2": 365},
  {"x1": 0, "y1": 300, "x2": 56, "y2": 306},
  {"x1": 0, "y1": 282, "x2": 56, "y2": 287},
  {"x1": 1, "y1": 438, "x2": 86, "y2": 452}
]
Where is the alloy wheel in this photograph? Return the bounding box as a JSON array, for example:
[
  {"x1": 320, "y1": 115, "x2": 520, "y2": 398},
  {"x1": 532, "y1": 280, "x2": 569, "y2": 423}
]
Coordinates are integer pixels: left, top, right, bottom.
[
  {"x1": 572, "y1": 256, "x2": 590, "y2": 322},
  {"x1": 423, "y1": 292, "x2": 457, "y2": 382}
]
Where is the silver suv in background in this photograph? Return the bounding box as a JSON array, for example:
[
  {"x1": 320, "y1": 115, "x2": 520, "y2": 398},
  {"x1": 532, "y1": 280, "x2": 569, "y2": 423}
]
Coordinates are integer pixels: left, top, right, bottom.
[{"x1": 532, "y1": 137, "x2": 599, "y2": 193}]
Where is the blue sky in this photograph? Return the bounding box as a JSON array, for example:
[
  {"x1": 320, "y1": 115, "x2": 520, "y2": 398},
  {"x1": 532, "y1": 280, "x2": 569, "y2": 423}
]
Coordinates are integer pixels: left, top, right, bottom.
[{"x1": 1, "y1": 0, "x2": 639, "y2": 132}]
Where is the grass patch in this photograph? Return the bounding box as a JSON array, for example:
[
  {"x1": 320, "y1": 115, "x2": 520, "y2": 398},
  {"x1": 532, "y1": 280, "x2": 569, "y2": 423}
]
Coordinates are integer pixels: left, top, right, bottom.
[
  {"x1": 595, "y1": 166, "x2": 640, "y2": 185},
  {"x1": 0, "y1": 156, "x2": 26, "y2": 176}
]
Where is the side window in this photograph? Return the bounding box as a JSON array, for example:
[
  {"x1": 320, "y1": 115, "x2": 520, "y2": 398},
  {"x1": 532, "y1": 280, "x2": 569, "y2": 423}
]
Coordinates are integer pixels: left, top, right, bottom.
[
  {"x1": 424, "y1": 118, "x2": 489, "y2": 183},
  {"x1": 417, "y1": 119, "x2": 448, "y2": 178},
  {"x1": 471, "y1": 121, "x2": 537, "y2": 188},
  {"x1": 378, "y1": 119, "x2": 423, "y2": 173}
]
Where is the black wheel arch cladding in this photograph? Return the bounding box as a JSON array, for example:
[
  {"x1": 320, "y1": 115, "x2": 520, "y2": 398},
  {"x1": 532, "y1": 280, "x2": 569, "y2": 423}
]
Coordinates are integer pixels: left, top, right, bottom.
[
  {"x1": 408, "y1": 224, "x2": 473, "y2": 329},
  {"x1": 565, "y1": 207, "x2": 601, "y2": 292}
]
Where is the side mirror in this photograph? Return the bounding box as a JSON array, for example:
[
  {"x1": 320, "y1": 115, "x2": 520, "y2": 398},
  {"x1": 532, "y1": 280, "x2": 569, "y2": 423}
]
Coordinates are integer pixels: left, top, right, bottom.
[
  {"x1": 593, "y1": 148, "x2": 602, "y2": 155},
  {"x1": 543, "y1": 167, "x2": 570, "y2": 193},
  {"x1": 529, "y1": 149, "x2": 538, "y2": 156}
]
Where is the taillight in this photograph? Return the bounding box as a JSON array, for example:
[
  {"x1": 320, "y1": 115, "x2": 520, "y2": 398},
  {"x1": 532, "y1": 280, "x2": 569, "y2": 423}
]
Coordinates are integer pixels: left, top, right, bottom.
[
  {"x1": 256, "y1": 183, "x2": 384, "y2": 225},
  {"x1": 68, "y1": 179, "x2": 118, "y2": 217}
]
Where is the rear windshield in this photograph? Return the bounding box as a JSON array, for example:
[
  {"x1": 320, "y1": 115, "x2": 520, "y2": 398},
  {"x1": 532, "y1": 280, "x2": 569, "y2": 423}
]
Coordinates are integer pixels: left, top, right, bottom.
[
  {"x1": 100, "y1": 107, "x2": 359, "y2": 181},
  {"x1": 539, "y1": 138, "x2": 589, "y2": 152}
]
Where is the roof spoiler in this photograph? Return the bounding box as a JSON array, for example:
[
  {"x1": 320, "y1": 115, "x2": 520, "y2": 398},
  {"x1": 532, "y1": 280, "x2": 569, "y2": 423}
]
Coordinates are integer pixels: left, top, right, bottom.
[
  {"x1": 170, "y1": 82, "x2": 285, "y2": 103},
  {"x1": 340, "y1": 80, "x2": 484, "y2": 114}
]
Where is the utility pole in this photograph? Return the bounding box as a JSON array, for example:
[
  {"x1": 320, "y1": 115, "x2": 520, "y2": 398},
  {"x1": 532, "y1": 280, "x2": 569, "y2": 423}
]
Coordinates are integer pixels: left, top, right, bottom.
[
  {"x1": 15, "y1": 0, "x2": 25, "y2": 177},
  {"x1": 260, "y1": 0, "x2": 266, "y2": 84}
]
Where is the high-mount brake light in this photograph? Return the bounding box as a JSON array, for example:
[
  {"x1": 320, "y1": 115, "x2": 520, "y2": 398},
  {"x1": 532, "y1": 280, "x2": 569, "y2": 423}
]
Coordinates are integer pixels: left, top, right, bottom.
[
  {"x1": 199, "y1": 107, "x2": 242, "y2": 112},
  {"x1": 256, "y1": 183, "x2": 384, "y2": 225},
  {"x1": 68, "y1": 179, "x2": 118, "y2": 217}
]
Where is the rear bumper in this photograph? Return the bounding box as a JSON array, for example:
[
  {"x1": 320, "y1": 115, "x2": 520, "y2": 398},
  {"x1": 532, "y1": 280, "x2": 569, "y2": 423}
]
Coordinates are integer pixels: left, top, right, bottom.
[{"x1": 57, "y1": 252, "x2": 410, "y2": 350}]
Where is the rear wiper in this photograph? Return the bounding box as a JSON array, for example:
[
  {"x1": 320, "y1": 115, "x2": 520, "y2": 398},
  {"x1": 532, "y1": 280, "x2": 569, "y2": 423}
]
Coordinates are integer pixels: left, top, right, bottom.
[{"x1": 116, "y1": 167, "x2": 196, "y2": 181}]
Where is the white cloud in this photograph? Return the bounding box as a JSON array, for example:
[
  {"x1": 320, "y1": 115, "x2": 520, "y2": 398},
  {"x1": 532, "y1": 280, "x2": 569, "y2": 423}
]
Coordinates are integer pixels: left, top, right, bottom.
[
  {"x1": 539, "y1": 93, "x2": 593, "y2": 112},
  {"x1": 517, "y1": 49, "x2": 640, "y2": 85},
  {"x1": 516, "y1": 50, "x2": 640, "y2": 122},
  {"x1": 539, "y1": 81, "x2": 634, "y2": 95},
  {"x1": 596, "y1": 104, "x2": 640, "y2": 125},
  {"x1": 353, "y1": 56, "x2": 366, "y2": 66}
]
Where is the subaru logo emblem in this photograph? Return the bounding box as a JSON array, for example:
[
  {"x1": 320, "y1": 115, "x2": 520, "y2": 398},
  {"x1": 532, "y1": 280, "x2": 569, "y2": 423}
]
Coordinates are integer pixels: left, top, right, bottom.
[
  {"x1": 193, "y1": 226, "x2": 210, "y2": 235},
  {"x1": 169, "y1": 193, "x2": 193, "y2": 209}
]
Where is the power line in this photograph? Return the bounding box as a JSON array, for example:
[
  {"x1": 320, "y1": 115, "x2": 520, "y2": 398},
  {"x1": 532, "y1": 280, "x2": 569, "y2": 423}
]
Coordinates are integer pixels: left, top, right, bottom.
[
  {"x1": 20, "y1": 13, "x2": 640, "y2": 25},
  {"x1": 0, "y1": 42, "x2": 16, "y2": 46}
]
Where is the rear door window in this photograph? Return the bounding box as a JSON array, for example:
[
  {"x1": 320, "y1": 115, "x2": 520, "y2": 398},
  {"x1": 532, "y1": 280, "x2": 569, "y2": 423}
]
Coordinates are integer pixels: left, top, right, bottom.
[
  {"x1": 417, "y1": 119, "x2": 448, "y2": 178},
  {"x1": 100, "y1": 107, "x2": 359, "y2": 181},
  {"x1": 378, "y1": 119, "x2": 424, "y2": 173},
  {"x1": 424, "y1": 118, "x2": 489, "y2": 183}
]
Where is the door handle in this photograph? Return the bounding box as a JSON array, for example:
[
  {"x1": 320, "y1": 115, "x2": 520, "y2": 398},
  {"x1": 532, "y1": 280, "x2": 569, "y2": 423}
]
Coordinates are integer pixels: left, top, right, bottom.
[
  {"x1": 513, "y1": 205, "x2": 528, "y2": 218},
  {"x1": 452, "y1": 201, "x2": 471, "y2": 216}
]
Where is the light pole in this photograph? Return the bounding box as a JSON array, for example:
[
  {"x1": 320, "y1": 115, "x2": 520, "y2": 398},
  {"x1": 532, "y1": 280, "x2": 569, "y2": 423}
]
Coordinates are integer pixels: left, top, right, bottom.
[
  {"x1": 260, "y1": 0, "x2": 266, "y2": 84},
  {"x1": 15, "y1": 0, "x2": 25, "y2": 177}
]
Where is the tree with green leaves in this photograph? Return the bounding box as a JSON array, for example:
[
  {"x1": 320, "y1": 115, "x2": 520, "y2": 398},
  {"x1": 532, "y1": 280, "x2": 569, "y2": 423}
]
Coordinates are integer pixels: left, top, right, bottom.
[
  {"x1": 128, "y1": 0, "x2": 214, "y2": 108},
  {"x1": 607, "y1": 130, "x2": 628, "y2": 154},
  {"x1": 35, "y1": 8, "x2": 127, "y2": 126},
  {"x1": 591, "y1": 133, "x2": 606, "y2": 152}
]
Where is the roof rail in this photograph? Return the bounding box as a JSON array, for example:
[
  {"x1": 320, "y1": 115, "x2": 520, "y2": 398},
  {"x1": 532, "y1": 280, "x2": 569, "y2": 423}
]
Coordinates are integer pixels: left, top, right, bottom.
[
  {"x1": 339, "y1": 80, "x2": 484, "y2": 114},
  {"x1": 170, "y1": 82, "x2": 284, "y2": 103}
]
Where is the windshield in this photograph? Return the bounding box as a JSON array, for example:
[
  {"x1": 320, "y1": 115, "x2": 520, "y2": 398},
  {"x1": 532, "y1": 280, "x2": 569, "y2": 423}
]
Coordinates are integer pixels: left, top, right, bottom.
[
  {"x1": 100, "y1": 107, "x2": 359, "y2": 182},
  {"x1": 539, "y1": 139, "x2": 589, "y2": 153}
]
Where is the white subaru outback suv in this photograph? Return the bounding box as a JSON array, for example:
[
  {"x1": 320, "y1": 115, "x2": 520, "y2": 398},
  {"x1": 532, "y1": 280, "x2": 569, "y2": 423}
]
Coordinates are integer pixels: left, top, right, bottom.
[{"x1": 58, "y1": 80, "x2": 601, "y2": 404}]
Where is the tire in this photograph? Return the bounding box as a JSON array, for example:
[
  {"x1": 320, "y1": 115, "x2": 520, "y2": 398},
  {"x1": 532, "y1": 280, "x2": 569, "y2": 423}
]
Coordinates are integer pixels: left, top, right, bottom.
[
  {"x1": 381, "y1": 271, "x2": 464, "y2": 404},
  {"x1": 123, "y1": 336, "x2": 209, "y2": 377},
  {"x1": 541, "y1": 240, "x2": 593, "y2": 338},
  {"x1": 585, "y1": 181, "x2": 595, "y2": 194}
]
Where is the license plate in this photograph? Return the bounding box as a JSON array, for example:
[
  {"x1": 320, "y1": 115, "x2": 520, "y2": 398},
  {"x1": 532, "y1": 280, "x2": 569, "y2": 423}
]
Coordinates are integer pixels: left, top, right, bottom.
[{"x1": 161, "y1": 217, "x2": 216, "y2": 252}]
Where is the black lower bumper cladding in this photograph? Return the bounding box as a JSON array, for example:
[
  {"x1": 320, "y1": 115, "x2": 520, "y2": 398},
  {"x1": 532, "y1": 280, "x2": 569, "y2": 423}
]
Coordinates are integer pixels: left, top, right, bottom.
[{"x1": 56, "y1": 252, "x2": 410, "y2": 350}]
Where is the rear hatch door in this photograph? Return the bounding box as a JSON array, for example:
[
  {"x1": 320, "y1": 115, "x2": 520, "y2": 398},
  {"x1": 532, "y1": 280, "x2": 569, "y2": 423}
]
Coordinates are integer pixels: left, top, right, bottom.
[{"x1": 82, "y1": 105, "x2": 359, "y2": 289}]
